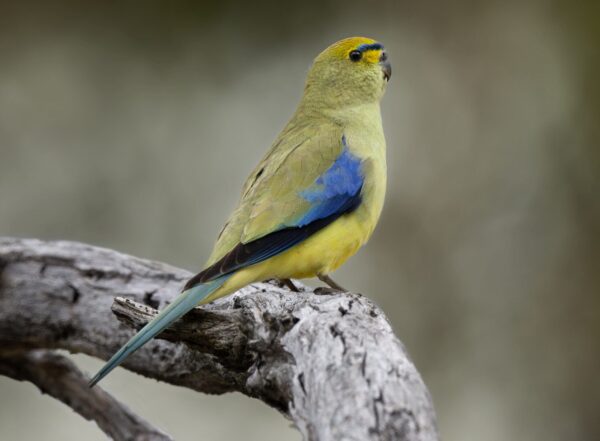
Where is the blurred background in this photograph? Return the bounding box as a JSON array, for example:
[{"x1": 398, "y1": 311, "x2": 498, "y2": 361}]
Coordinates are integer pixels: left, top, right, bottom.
[{"x1": 0, "y1": 0, "x2": 598, "y2": 440}]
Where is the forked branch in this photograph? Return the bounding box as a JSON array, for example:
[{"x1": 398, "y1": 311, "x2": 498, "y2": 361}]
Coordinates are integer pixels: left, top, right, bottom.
[{"x1": 0, "y1": 237, "x2": 438, "y2": 441}]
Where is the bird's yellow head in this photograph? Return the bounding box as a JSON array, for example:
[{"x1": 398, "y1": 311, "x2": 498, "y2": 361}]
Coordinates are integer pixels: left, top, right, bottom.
[{"x1": 303, "y1": 37, "x2": 391, "y2": 108}]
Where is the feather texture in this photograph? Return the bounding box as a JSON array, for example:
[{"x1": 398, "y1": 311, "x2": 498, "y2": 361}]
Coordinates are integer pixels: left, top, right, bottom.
[{"x1": 186, "y1": 136, "x2": 363, "y2": 287}]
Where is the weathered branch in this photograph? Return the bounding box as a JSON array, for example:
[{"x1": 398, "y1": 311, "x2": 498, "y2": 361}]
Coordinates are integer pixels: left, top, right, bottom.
[
  {"x1": 0, "y1": 237, "x2": 438, "y2": 441},
  {"x1": 0, "y1": 350, "x2": 171, "y2": 441}
]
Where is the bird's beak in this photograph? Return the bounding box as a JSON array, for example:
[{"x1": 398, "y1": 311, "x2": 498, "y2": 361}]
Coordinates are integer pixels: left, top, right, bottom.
[{"x1": 380, "y1": 51, "x2": 391, "y2": 81}]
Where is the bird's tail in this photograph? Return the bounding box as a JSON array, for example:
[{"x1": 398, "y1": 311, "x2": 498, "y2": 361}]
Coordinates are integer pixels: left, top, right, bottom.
[{"x1": 88, "y1": 275, "x2": 229, "y2": 387}]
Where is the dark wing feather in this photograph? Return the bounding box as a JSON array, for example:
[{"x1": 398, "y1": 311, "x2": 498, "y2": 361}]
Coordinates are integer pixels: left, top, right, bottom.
[
  {"x1": 183, "y1": 135, "x2": 365, "y2": 291},
  {"x1": 183, "y1": 191, "x2": 361, "y2": 290}
]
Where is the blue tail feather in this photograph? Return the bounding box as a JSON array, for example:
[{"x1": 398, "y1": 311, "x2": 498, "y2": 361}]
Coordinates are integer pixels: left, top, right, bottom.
[{"x1": 88, "y1": 275, "x2": 229, "y2": 387}]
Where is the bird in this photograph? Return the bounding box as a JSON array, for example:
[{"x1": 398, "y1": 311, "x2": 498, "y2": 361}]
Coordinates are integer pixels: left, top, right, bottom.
[{"x1": 89, "y1": 36, "x2": 391, "y2": 387}]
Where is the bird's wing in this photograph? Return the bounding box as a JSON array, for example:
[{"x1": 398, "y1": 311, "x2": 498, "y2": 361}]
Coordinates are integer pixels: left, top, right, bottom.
[{"x1": 184, "y1": 125, "x2": 364, "y2": 289}]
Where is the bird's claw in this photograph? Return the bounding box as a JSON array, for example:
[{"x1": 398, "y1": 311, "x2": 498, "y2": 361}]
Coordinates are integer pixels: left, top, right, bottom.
[
  {"x1": 314, "y1": 286, "x2": 346, "y2": 295},
  {"x1": 271, "y1": 278, "x2": 301, "y2": 292}
]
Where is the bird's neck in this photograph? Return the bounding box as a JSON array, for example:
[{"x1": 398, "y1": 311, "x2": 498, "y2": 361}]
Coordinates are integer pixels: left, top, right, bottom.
[{"x1": 295, "y1": 99, "x2": 382, "y2": 130}]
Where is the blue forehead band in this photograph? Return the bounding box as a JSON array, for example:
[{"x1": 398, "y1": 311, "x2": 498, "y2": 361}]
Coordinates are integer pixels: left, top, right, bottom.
[{"x1": 356, "y1": 43, "x2": 384, "y2": 52}]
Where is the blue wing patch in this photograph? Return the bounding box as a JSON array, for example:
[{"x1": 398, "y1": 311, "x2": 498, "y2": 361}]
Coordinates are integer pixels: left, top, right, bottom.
[
  {"x1": 189, "y1": 135, "x2": 364, "y2": 285},
  {"x1": 298, "y1": 136, "x2": 364, "y2": 226}
]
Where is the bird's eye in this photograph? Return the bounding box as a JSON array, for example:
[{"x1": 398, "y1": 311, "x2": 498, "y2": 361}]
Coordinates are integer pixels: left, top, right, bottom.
[{"x1": 349, "y1": 50, "x2": 362, "y2": 62}]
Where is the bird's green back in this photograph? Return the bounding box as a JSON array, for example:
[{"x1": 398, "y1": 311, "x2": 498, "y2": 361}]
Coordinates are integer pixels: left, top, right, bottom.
[{"x1": 205, "y1": 118, "x2": 344, "y2": 267}]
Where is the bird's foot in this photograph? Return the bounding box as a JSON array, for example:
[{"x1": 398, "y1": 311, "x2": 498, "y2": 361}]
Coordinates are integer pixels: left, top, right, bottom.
[
  {"x1": 314, "y1": 286, "x2": 345, "y2": 295},
  {"x1": 271, "y1": 278, "x2": 301, "y2": 292},
  {"x1": 317, "y1": 274, "x2": 347, "y2": 292}
]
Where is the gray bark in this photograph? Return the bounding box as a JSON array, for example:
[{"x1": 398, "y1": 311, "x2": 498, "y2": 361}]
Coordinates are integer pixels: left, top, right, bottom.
[
  {"x1": 0, "y1": 237, "x2": 438, "y2": 441},
  {"x1": 0, "y1": 350, "x2": 171, "y2": 441}
]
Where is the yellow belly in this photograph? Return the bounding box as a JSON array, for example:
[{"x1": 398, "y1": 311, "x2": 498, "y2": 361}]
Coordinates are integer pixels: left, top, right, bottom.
[
  {"x1": 202, "y1": 211, "x2": 372, "y2": 303},
  {"x1": 266, "y1": 213, "x2": 368, "y2": 278}
]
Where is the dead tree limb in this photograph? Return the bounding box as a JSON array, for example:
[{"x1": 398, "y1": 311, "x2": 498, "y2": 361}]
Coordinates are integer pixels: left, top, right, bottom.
[
  {"x1": 0, "y1": 237, "x2": 438, "y2": 441},
  {"x1": 0, "y1": 349, "x2": 171, "y2": 441}
]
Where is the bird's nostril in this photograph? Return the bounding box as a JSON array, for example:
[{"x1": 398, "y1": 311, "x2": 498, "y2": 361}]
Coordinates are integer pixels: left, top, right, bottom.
[{"x1": 380, "y1": 51, "x2": 388, "y2": 62}]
